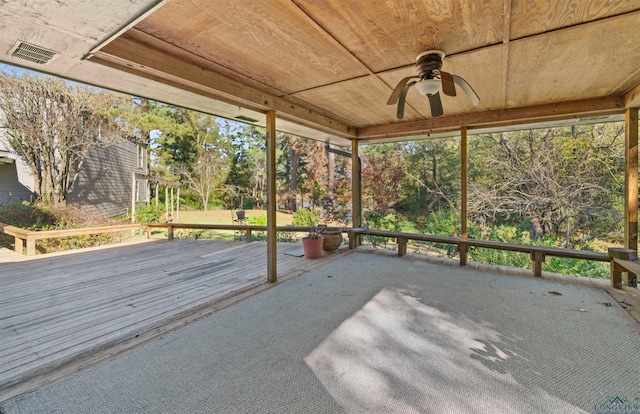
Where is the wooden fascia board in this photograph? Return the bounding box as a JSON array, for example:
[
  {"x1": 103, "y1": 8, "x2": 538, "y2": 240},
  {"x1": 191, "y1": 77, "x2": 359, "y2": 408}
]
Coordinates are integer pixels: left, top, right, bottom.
[
  {"x1": 625, "y1": 83, "x2": 640, "y2": 108},
  {"x1": 89, "y1": 38, "x2": 356, "y2": 139},
  {"x1": 357, "y1": 96, "x2": 625, "y2": 140}
]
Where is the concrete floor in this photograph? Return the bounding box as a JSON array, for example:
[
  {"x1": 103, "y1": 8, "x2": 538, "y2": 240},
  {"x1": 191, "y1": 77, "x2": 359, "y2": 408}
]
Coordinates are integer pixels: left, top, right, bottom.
[{"x1": 1, "y1": 250, "x2": 639, "y2": 413}]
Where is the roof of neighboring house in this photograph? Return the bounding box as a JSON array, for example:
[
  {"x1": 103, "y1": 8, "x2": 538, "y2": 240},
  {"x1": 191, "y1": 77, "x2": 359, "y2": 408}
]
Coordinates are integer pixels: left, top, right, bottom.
[{"x1": 0, "y1": 150, "x2": 14, "y2": 165}]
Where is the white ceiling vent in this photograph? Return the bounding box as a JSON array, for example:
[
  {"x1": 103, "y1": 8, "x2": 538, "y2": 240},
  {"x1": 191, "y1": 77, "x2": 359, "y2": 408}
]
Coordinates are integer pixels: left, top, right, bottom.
[{"x1": 10, "y1": 42, "x2": 57, "y2": 64}]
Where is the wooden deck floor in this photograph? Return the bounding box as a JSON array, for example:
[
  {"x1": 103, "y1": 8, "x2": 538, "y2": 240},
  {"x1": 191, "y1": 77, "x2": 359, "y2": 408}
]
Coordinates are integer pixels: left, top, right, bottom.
[{"x1": 0, "y1": 239, "x2": 349, "y2": 401}]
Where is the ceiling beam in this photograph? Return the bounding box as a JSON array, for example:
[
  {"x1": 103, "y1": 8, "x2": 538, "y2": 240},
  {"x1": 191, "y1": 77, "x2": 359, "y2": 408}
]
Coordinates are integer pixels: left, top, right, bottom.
[
  {"x1": 89, "y1": 36, "x2": 357, "y2": 139},
  {"x1": 357, "y1": 96, "x2": 625, "y2": 140},
  {"x1": 625, "y1": 83, "x2": 640, "y2": 108},
  {"x1": 500, "y1": 0, "x2": 512, "y2": 108}
]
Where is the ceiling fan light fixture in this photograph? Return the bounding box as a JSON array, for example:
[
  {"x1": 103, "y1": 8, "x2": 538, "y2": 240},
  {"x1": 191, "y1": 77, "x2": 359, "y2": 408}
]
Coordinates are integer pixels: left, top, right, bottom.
[{"x1": 415, "y1": 79, "x2": 441, "y2": 96}]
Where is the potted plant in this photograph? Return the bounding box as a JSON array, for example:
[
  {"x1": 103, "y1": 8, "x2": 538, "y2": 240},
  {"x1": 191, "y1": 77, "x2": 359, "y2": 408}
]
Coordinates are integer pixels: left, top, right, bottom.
[
  {"x1": 317, "y1": 224, "x2": 343, "y2": 251},
  {"x1": 302, "y1": 227, "x2": 324, "y2": 259}
]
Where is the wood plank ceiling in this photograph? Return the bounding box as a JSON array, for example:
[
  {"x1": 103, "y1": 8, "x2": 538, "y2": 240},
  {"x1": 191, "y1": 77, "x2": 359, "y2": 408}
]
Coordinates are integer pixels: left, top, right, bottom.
[{"x1": 2, "y1": 0, "x2": 640, "y2": 143}]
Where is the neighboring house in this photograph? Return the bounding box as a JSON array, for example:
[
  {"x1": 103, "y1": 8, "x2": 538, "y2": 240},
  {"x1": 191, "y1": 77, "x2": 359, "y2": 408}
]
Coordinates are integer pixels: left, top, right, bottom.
[
  {"x1": 0, "y1": 130, "x2": 149, "y2": 217},
  {"x1": 0, "y1": 142, "x2": 34, "y2": 204},
  {"x1": 66, "y1": 139, "x2": 150, "y2": 217}
]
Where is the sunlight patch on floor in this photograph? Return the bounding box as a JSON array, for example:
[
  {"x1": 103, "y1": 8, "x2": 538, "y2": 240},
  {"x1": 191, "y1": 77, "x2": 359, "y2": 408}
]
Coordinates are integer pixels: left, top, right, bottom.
[{"x1": 305, "y1": 288, "x2": 583, "y2": 413}]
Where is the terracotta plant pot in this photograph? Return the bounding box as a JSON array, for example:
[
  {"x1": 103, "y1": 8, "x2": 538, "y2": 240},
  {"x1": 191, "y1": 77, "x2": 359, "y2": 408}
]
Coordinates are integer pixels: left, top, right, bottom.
[
  {"x1": 320, "y1": 229, "x2": 343, "y2": 251},
  {"x1": 302, "y1": 236, "x2": 324, "y2": 259}
]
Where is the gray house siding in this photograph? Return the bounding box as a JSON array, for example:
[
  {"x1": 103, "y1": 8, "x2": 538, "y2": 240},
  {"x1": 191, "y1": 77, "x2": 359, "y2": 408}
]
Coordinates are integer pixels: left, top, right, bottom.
[
  {"x1": 67, "y1": 139, "x2": 148, "y2": 218},
  {"x1": 0, "y1": 161, "x2": 35, "y2": 204},
  {"x1": 0, "y1": 135, "x2": 35, "y2": 205},
  {"x1": 1, "y1": 134, "x2": 147, "y2": 217},
  {"x1": 1, "y1": 107, "x2": 147, "y2": 217}
]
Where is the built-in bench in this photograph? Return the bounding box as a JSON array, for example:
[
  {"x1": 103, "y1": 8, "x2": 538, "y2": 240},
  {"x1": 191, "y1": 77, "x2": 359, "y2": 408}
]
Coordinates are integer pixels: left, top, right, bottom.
[
  {"x1": 608, "y1": 248, "x2": 639, "y2": 288},
  {"x1": 347, "y1": 228, "x2": 611, "y2": 279}
]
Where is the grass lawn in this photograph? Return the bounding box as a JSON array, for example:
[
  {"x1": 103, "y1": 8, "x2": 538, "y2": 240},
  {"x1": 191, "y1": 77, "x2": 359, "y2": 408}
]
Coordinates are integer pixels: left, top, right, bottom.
[
  {"x1": 150, "y1": 209, "x2": 296, "y2": 241},
  {"x1": 175, "y1": 209, "x2": 294, "y2": 225}
]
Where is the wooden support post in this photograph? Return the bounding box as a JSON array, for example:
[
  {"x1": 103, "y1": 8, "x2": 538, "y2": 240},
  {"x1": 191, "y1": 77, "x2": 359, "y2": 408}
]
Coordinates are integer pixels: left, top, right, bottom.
[
  {"x1": 14, "y1": 235, "x2": 24, "y2": 254},
  {"x1": 266, "y1": 110, "x2": 277, "y2": 283},
  {"x1": 611, "y1": 261, "x2": 623, "y2": 289},
  {"x1": 608, "y1": 247, "x2": 637, "y2": 288},
  {"x1": 397, "y1": 236, "x2": 408, "y2": 257},
  {"x1": 165, "y1": 185, "x2": 169, "y2": 220},
  {"x1": 348, "y1": 231, "x2": 357, "y2": 249},
  {"x1": 26, "y1": 235, "x2": 36, "y2": 256},
  {"x1": 170, "y1": 186, "x2": 174, "y2": 219},
  {"x1": 167, "y1": 224, "x2": 174, "y2": 240},
  {"x1": 351, "y1": 139, "x2": 362, "y2": 247},
  {"x1": 531, "y1": 251, "x2": 544, "y2": 277},
  {"x1": 460, "y1": 126, "x2": 468, "y2": 266},
  {"x1": 246, "y1": 229, "x2": 252, "y2": 243},
  {"x1": 625, "y1": 108, "x2": 638, "y2": 287},
  {"x1": 458, "y1": 243, "x2": 468, "y2": 265},
  {"x1": 176, "y1": 187, "x2": 180, "y2": 221}
]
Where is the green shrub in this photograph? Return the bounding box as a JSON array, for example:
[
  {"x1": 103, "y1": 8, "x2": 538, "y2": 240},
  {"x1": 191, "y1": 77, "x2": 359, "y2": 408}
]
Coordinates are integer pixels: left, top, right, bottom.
[
  {"x1": 247, "y1": 216, "x2": 267, "y2": 226},
  {"x1": 135, "y1": 203, "x2": 164, "y2": 223},
  {"x1": 246, "y1": 215, "x2": 294, "y2": 242},
  {"x1": 421, "y1": 210, "x2": 459, "y2": 236},
  {"x1": 0, "y1": 201, "x2": 132, "y2": 253},
  {"x1": 175, "y1": 229, "x2": 207, "y2": 240},
  {"x1": 292, "y1": 209, "x2": 318, "y2": 226},
  {"x1": 545, "y1": 257, "x2": 609, "y2": 278},
  {"x1": 0, "y1": 201, "x2": 56, "y2": 230}
]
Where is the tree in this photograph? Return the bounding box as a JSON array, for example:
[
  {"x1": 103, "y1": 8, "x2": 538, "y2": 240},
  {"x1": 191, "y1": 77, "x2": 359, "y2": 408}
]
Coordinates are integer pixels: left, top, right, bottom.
[
  {"x1": 468, "y1": 124, "x2": 624, "y2": 242},
  {"x1": 142, "y1": 105, "x2": 233, "y2": 209},
  {"x1": 361, "y1": 143, "x2": 404, "y2": 212},
  {"x1": 0, "y1": 72, "x2": 131, "y2": 205},
  {"x1": 222, "y1": 123, "x2": 264, "y2": 209},
  {"x1": 175, "y1": 117, "x2": 229, "y2": 210}
]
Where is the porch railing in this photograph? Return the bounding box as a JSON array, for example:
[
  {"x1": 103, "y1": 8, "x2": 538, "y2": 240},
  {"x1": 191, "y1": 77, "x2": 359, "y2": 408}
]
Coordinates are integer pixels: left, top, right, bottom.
[
  {"x1": 3, "y1": 221, "x2": 631, "y2": 286},
  {"x1": 146, "y1": 222, "x2": 318, "y2": 242},
  {"x1": 0, "y1": 222, "x2": 146, "y2": 256}
]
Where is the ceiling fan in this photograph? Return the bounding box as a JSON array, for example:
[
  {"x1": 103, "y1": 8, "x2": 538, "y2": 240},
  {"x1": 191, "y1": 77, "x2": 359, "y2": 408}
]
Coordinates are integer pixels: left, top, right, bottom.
[{"x1": 387, "y1": 50, "x2": 480, "y2": 119}]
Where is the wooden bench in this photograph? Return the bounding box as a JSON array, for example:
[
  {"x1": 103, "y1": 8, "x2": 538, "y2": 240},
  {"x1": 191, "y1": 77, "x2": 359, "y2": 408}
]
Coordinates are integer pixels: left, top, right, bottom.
[
  {"x1": 608, "y1": 248, "x2": 639, "y2": 288},
  {"x1": 347, "y1": 228, "x2": 610, "y2": 278}
]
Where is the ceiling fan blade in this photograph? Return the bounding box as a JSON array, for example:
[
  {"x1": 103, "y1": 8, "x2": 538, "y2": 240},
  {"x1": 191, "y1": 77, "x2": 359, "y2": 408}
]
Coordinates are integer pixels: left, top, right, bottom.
[
  {"x1": 387, "y1": 76, "x2": 419, "y2": 105},
  {"x1": 428, "y1": 92, "x2": 444, "y2": 117},
  {"x1": 452, "y1": 75, "x2": 480, "y2": 105},
  {"x1": 440, "y1": 71, "x2": 456, "y2": 97},
  {"x1": 396, "y1": 81, "x2": 416, "y2": 119}
]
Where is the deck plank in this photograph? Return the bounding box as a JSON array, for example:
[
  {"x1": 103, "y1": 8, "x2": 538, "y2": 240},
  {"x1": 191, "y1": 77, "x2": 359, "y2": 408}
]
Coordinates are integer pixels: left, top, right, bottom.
[{"x1": 0, "y1": 239, "x2": 349, "y2": 398}]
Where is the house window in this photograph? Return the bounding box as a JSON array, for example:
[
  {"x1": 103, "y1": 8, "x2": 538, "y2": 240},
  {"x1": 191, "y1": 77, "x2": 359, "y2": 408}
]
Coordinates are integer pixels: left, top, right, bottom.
[
  {"x1": 136, "y1": 179, "x2": 148, "y2": 203},
  {"x1": 137, "y1": 143, "x2": 147, "y2": 170}
]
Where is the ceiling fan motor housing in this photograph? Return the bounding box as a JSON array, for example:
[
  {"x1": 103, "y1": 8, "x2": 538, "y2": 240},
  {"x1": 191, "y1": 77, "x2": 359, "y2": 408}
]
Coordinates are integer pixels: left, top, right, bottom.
[{"x1": 416, "y1": 50, "x2": 445, "y2": 79}]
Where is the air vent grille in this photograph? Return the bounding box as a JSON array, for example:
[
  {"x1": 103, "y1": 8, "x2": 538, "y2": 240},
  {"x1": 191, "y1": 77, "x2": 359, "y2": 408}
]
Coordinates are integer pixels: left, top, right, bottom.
[{"x1": 11, "y1": 42, "x2": 56, "y2": 64}]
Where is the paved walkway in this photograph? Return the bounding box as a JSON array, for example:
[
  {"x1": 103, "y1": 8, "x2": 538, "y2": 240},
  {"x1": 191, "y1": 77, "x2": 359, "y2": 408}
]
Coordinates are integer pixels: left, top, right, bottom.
[{"x1": 1, "y1": 250, "x2": 639, "y2": 413}]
